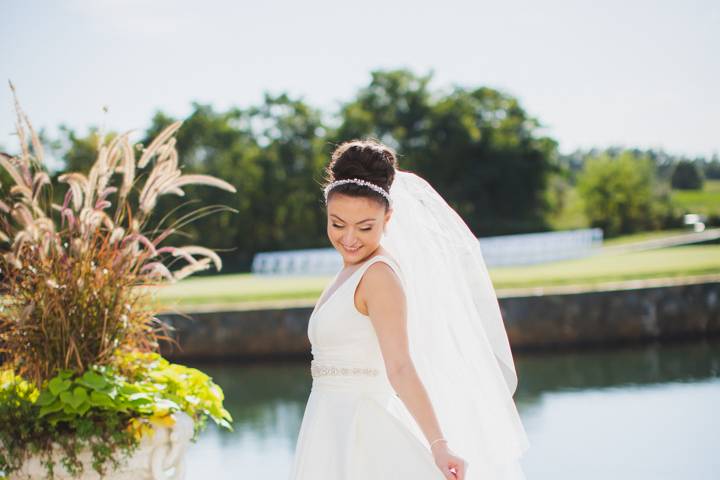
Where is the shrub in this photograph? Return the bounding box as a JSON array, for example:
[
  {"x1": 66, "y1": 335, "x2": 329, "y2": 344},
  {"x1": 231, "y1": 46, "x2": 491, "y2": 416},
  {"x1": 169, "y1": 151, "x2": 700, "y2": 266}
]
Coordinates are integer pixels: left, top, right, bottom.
[
  {"x1": 0, "y1": 86, "x2": 237, "y2": 386},
  {"x1": 0, "y1": 85, "x2": 235, "y2": 478},
  {"x1": 0, "y1": 351, "x2": 232, "y2": 477}
]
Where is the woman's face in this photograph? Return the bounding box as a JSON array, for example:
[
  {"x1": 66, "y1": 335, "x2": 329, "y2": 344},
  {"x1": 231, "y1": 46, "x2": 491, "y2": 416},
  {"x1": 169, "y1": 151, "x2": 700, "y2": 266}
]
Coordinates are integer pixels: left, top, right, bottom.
[{"x1": 326, "y1": 193, "x2": 392, "y2": 266}]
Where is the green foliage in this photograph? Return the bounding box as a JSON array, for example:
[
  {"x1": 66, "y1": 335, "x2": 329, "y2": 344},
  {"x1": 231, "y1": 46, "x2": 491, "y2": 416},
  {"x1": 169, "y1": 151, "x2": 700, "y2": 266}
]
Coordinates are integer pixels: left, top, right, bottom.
[
  {"x1": 138, "y1": 95, "x2": 329, "y2": 272},
  {"x1": 334, "y1": 69, "x2": 559, "y2": 235},
  {"x1": 0, "y1": 89, "x2": 234, "y2": 480},
  {"x1": 671, "y1": 160, "x2": 704, "y2": 190},
  {"x1": 705, "y1": 156, "x2": 720, "y2": 180},
  {"x1": 577, "y1": 151, "x2": 673, "y2": 237},
  {"x1": 0, "y1": 367, "x2": 137, "y2": 479},
  {"x1": 55, "y1": 125, "x2": 105, "y2": 173},
  {"x1": 55, "y1": 70, "x2": 559, "y2": 273},
  {"x1": 0, "y1": 351, "x2": 232, "y2": 478},
  {"x1": 114, "y1": 350, "x2": 233, "y2": 433},
  {"x1": 49, "y1": 70, "x2": 713, "y2": 261}
]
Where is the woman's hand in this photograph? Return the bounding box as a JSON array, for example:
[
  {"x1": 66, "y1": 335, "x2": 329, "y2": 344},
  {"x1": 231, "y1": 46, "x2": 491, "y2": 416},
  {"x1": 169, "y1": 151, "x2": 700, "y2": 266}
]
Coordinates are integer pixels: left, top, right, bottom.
[{"x1": 431, "y1": 441, "x2": 468, "y2": 480}]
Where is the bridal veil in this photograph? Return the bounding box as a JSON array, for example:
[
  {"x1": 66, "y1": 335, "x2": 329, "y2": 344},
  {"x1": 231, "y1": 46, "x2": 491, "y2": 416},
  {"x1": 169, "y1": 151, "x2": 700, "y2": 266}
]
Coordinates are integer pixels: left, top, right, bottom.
[{"x1": 381, "y1": 169, "x2": 530, "y2": 478}]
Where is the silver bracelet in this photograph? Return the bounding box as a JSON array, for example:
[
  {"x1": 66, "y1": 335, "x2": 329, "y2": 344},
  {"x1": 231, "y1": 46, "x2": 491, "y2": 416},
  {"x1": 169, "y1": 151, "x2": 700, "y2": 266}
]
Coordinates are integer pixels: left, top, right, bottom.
[{"x1": 430, "y1": 437, "x2": 448, "y2": 448}]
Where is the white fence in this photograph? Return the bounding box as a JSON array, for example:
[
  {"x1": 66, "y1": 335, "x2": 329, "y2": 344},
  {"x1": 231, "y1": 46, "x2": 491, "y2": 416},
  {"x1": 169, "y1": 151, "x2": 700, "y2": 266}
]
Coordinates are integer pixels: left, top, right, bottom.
[
  {"x1": 251, "y1": 228, "x2": 604, "y2": 275},
  {"x1": 479, "y1": 228, "x2": 603, "y2": 267},
  {"x1": 252, "y1": 247, "x2": 344, "y2": 275}
]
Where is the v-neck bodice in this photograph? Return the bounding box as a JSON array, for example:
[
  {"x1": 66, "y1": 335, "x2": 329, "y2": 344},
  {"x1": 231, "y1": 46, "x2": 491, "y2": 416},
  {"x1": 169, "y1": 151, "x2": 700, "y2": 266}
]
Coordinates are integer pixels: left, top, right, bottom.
[
  {"x1": 312, "y1": 262, "x2": 366, "y2": 315},
  {"x1": 307, "y1": 254, "x2": 403, "y2": 391}
]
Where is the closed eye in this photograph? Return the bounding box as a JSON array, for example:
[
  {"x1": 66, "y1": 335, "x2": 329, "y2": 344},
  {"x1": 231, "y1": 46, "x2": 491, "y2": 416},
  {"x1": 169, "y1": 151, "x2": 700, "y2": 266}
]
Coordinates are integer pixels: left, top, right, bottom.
[{"x1": 332, "y1": 224, "x2": 372, "y2": 231}]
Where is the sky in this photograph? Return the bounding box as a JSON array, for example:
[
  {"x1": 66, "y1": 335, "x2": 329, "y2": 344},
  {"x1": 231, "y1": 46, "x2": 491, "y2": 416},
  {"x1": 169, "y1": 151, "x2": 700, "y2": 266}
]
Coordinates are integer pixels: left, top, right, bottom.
[{"x1": 2, "y1": 0, "x2": 718, "y2": 160}]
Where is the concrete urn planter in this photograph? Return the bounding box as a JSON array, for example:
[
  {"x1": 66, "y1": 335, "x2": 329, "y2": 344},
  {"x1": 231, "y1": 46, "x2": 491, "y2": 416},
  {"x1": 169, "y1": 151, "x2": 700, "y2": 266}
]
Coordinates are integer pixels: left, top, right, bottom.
[{"x1": 9, "y1": 412, "x2": 194, "y2": 480}]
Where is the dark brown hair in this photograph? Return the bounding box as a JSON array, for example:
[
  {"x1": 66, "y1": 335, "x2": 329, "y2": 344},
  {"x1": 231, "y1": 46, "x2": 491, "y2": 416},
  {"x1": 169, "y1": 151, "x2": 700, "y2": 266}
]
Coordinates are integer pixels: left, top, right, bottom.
[{"x1": 323, "y1": 139, "x2": 398, "y2": 208}]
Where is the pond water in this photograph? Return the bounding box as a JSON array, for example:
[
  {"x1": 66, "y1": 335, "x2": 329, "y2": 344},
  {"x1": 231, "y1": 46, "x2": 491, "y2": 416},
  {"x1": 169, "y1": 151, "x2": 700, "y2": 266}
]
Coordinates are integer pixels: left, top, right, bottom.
[{"x1": 184, "y1": 337, "x2": 720, "y2": 479}]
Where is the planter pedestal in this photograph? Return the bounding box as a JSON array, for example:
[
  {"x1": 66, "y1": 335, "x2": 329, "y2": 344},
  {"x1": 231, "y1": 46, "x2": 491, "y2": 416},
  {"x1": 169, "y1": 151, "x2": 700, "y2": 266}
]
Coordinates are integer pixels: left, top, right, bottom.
[{"x1": 9, "y1": 412, "x2": 194, "y2": 480}]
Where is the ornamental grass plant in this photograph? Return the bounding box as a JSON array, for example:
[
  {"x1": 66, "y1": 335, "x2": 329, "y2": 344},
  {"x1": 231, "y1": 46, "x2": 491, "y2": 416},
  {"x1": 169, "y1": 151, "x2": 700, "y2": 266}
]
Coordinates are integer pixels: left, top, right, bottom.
[{"x1": 0, "y1": 85, "x2": 236, "y2": 478}]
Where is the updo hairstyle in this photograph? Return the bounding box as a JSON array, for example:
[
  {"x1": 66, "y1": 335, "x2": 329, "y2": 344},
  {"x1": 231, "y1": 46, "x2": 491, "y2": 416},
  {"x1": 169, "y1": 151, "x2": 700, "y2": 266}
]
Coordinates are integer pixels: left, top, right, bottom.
[{"x1": 323, "y1": 139, "x2": 398, "y2": 209}]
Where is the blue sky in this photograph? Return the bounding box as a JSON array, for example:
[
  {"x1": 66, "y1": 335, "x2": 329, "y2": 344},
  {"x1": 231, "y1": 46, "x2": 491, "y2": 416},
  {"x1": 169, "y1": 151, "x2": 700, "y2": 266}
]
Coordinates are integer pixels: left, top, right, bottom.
[{"x1": 2, "y1": 0, "x2": 718, "y2": 159}]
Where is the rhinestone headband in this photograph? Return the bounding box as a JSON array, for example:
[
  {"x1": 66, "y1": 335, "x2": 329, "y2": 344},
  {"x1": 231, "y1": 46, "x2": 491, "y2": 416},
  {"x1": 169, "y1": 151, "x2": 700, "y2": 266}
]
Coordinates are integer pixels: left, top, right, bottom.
[{"x1": 323, "y1": 178, "x2": 393, "y2": 206}]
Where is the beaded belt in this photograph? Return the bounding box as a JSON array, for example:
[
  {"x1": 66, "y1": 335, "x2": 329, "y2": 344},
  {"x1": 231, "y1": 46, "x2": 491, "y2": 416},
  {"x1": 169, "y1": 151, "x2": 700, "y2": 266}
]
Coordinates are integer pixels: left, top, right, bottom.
[{"x1": 310, "y1": 361, "x2": 380, "y2": 378}]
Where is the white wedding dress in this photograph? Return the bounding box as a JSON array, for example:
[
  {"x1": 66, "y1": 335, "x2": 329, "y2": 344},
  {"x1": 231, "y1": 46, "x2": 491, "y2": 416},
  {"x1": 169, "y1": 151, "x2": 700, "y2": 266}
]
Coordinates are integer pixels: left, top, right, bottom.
[{"x1": 289, "y1": 253, "x2": 445, "y2": 480}]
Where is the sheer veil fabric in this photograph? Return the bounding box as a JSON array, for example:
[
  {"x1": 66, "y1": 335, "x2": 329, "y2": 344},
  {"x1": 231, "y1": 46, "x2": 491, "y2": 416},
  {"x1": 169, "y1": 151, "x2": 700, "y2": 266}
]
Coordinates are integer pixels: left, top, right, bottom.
[{"x1": 381, "y1": 169, "x2": 530, "y2": 478}]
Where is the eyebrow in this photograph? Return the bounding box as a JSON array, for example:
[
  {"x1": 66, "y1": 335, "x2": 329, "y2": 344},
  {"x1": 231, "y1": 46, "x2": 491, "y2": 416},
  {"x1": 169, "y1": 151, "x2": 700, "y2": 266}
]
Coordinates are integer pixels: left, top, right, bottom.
[{"x1": 330, "y1": 214, "x2": 376, "y2": 224}]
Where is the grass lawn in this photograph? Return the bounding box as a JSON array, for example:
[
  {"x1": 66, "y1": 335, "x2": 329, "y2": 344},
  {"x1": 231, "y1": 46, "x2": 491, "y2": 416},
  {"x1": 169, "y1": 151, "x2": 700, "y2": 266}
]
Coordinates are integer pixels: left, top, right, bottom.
[
  {"x1": 600, "y1": 228, "x2": 692, "y2": 246},
  {"x1": 149, "y1": 273, "x2": 330, "y2": 308},
  {"x1": 490, "y1": 244, "x2": 720, "y2": 289},
  {"x1": 153, "y1": 240, "x2": 720, "y2": 308},
  {"x1": 671, "y1": 179, "x2": 720, "y2": 216}
]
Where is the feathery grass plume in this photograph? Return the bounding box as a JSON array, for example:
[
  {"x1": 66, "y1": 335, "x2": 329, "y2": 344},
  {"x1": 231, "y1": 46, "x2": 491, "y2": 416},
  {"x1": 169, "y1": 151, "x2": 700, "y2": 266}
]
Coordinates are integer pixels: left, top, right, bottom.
[{"x1": 0, "y1": 84, "x2": 238, "y2": 386}]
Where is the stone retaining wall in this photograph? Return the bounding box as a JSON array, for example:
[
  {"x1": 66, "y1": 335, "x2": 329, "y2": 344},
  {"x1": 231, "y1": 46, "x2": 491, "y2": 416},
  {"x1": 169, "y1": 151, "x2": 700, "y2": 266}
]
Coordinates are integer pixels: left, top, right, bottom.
[{"x1": 159, "y1": 280, "x2": 720, "y2": 360}]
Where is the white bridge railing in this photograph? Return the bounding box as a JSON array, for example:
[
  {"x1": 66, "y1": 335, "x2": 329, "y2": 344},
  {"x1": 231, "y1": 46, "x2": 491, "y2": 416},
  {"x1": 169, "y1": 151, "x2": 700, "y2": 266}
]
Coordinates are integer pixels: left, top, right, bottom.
[{"x1": 251, "y1": 228, "x2": 604, "y2": 275}]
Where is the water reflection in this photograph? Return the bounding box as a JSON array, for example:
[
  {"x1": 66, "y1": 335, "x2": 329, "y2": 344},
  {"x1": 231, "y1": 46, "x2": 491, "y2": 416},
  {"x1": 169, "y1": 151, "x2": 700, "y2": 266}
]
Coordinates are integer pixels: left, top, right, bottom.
[
  {"x1": 185, "y1": 337, "x2": 720, "y2": 479},
  {"x1": 515, "y1": 337, "x2": 720, "y2": 398}
]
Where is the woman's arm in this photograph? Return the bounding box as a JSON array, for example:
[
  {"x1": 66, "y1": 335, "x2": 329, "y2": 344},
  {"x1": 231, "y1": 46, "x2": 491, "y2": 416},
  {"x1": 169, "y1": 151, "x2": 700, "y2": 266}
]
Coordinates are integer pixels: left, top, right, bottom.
[
  {"x1": 356, "y1": 262, "x2": 467, "y2": 479},
  {"x1": 356, "y1": 262, "x2": 444, "y2": 443}
]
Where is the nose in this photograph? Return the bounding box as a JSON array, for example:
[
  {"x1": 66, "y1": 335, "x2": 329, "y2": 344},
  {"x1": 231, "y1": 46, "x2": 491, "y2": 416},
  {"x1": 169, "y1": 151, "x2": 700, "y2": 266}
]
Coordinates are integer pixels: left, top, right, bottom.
[{"x1": 341, "y1": 229, "x2": 357, "y2": 246}]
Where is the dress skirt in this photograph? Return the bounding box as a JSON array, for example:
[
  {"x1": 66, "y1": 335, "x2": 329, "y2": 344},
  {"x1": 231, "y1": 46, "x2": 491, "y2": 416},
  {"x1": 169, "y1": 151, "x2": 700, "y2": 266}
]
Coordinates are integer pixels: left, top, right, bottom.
[{"x1": 289, "y1": 376, "x2": 445, "y2": 480}]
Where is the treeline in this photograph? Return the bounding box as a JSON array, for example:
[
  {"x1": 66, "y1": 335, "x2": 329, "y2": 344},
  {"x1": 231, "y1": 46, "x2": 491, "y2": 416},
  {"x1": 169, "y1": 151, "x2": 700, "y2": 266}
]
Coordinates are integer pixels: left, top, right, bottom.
[
  {"x1": 561, "y1": 146, "x2": 720, "y2": 186},
  {"x1": 555, "y1": 148, "x2": 719, "y2": 236},
  {"x1": 11, "y1": 69, "x2": 719, "y2": 272}
]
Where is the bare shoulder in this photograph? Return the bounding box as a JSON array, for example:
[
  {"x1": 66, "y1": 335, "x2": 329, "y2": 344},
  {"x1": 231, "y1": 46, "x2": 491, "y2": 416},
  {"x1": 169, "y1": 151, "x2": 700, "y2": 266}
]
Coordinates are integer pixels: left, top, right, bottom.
[
  {"x1": 355, "y1": 257, "x2": 405, "y2": 315},
  {"x1": 364, "y1": 248, "x2": 402, "y2": 286},
  {"x1": 365, "y1": 258, "x2": 400, "y2": 282}
]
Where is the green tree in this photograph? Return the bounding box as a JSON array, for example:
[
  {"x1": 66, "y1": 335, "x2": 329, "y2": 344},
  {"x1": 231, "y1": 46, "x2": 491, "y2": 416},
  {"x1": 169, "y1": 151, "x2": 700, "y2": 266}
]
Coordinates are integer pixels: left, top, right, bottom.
[
  {"x1": 56, "y1": 125, "x2": 104, "y2": 173},
  {"x1": 705, "y1": 154, "x2": 720, "y2": 179},
  {"x1": 335, "y1": 69, "x2": 559, "y2": 235},
  {"x1": 335, "y1": 69, "x2": 434, "y2": 156},
  {"x1": 46, "y1": 69, "x2": 567, "y2": 270},
  {"x1": 142, "y1": 95, "x2": 328, "y2": 271},
  {"x1": 671, "y1": 160, "x2": 704, "y2": 189},
  {"x1": 242, "y1": 93, "x2": 328, "y2": 253},
  {"x1": 577, "y1": 151, "x2": 672, "y2": 236}
]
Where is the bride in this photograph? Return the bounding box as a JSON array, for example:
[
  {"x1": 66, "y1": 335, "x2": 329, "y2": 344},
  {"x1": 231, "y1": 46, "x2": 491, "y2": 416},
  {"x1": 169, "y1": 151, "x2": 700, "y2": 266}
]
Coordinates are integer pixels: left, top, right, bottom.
[{"x1": 289, "y1": 139, "x2": 530, "y2": 479}]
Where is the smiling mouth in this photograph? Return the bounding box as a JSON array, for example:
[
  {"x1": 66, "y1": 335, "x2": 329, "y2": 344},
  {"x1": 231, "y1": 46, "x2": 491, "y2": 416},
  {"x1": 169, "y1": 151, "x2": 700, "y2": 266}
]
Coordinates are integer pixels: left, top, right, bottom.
[{"x1": 342, "y1": 245, "x2": 361, "y2": 252}]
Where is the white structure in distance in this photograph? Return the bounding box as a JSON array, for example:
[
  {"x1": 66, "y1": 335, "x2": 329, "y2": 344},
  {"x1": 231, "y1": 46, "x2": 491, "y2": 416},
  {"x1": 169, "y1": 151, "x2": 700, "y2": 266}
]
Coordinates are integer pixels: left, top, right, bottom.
[{"x1": 252, "y1": 228, "x2": 604, "y2": 275}]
